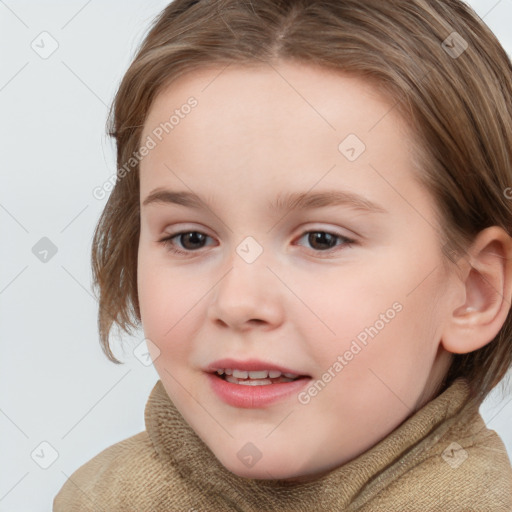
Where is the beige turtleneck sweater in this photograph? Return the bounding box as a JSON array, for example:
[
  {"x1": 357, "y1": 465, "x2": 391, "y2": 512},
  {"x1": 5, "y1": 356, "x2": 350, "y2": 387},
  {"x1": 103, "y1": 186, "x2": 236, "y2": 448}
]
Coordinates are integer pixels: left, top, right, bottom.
[{"x1": 53, "y1": 377, "x2": 512, "y2": 511}]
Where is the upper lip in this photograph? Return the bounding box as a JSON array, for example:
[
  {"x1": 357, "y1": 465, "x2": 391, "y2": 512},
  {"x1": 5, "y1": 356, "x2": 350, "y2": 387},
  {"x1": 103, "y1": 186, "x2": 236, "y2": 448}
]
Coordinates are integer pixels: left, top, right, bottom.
[{"x1": 205, "y1": 358, "x2": 310, "y2": 377}]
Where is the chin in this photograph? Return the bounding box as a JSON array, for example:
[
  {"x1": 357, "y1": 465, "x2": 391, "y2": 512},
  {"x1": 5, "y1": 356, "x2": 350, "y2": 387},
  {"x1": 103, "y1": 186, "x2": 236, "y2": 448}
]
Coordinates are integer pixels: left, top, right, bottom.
[
  {"x1": 214, "y1": 449, "x2": 314, "y2": 481},
  {"x1": 225, "y1": 464, "x2": 303, "y2": 481}
]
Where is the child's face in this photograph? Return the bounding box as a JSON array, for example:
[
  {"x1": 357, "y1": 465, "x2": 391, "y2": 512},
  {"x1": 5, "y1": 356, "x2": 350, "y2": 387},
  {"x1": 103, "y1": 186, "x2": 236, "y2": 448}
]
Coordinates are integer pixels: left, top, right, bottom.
[{"x1": 137, "y1": 61, "x2": 457, "y2": 481}]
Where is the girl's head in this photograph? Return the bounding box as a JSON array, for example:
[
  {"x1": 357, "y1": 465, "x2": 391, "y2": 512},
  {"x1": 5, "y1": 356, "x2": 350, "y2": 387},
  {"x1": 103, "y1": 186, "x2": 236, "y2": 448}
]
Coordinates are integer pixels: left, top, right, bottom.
[{"x1": 92, "y1": 0, "x2": 512, "y2": 480}]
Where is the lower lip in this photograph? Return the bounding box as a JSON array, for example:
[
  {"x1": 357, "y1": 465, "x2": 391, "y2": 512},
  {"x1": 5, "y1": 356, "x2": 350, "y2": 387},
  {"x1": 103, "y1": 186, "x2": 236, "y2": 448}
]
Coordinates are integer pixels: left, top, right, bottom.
[{"x1": 206, "y1": 373, "x2": 311, "y2": 408}]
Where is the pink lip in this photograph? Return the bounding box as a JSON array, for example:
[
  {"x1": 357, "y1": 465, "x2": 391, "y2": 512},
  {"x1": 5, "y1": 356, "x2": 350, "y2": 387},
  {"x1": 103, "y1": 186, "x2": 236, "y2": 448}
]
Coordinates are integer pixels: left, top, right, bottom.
[
  {"x1": 205, "y1": 358, "x2": 308, "y2": 376},
  {"x1": 206, "y1": 373, "x2": 311, "y2": 408}
]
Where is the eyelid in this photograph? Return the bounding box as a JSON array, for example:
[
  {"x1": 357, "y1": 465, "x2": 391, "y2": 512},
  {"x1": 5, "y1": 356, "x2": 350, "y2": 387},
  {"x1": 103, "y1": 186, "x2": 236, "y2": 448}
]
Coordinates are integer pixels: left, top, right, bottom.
[
  {"x1": 158, "y1": 224, "x2": 358, "y2": 257},
  {"x1": 159, "y1": 222, "x2": 356, "y2": 240}
]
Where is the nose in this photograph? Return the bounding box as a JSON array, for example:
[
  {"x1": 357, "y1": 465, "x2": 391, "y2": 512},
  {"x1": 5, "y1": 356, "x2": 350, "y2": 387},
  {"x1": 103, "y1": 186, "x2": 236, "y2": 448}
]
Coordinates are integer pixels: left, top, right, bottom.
[{"x1": 207, "y1": 254, "x2": 284, "y2": 331}]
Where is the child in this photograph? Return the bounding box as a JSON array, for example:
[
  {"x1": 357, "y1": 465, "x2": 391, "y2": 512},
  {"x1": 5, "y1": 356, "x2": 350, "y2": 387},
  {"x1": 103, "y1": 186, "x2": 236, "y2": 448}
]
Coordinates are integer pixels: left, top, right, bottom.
[{"x1": 54, "y1": 0, "x2": 512, "y2": 509}]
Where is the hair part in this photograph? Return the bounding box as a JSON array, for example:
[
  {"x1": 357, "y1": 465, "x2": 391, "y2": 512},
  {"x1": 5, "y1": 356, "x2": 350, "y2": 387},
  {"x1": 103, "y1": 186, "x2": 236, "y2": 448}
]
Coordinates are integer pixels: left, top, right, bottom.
[{"x1": 92, "y1": 0, "x2": 512, "y2": 405}]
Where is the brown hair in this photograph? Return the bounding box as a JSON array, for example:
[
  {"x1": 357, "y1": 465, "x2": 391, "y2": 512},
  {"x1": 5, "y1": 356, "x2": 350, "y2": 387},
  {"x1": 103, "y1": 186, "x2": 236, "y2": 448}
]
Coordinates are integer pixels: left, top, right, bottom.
[{"x1": 92, "y1": 0, "x2": 512, "y2": 406}]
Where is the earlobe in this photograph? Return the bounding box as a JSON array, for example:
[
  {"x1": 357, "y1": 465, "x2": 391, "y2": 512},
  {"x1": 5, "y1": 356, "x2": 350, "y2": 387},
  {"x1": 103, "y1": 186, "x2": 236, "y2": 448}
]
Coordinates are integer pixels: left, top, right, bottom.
[{"x1": 441, "y1": 226, "x2": 512, "y2": 355}]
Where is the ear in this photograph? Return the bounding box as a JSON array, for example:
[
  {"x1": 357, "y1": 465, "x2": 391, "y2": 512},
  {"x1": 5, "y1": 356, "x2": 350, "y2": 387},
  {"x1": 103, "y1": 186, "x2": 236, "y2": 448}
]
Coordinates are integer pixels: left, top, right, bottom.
[{"x1": 441, "y1": 226, "x2": 512, "y2": 354}]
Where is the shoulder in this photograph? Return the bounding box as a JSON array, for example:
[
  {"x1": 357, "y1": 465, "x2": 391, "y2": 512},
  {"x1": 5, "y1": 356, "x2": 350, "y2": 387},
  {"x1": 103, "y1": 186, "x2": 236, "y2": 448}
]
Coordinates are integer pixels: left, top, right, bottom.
[
  {"x1": 359, "y1": 408, "x2": 512, "y2": 511},
  {"x1": 53, "y1": 431, "x2": 175, "y2": 511}
]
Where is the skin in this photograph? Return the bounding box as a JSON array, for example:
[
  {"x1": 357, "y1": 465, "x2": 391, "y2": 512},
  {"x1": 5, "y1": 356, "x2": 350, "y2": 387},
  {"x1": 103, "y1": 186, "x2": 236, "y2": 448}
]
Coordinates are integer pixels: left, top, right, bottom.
[{"x1": 136, "y1": 60, "x2": 512, "y2": 482}]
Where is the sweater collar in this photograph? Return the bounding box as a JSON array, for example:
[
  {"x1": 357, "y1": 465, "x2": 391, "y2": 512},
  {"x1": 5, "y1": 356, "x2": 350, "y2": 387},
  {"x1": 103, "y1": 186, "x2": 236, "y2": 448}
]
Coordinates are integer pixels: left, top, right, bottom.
[{"x1": 145, "y1": 377, "x2": 474, "y2": 510}]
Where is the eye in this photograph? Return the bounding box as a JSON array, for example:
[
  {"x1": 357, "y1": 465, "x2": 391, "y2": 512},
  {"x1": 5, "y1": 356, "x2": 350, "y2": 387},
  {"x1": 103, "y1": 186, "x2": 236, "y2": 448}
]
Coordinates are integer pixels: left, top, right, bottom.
[
  {"x1": 295, "y1": 230, "x2": 355, "y2": 255},
  {"x1": 159, "y1": 231, "x2": 213, "y2": 255},
  {"x1": 158, "y1": 229, "x2": 355, "y2": 257}
]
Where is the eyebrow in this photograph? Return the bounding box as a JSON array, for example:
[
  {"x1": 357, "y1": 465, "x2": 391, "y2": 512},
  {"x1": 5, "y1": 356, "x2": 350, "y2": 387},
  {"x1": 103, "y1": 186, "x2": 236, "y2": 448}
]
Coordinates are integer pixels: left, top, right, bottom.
[{"x1": 142, "y1": 188, "x2": 388, "y2": 214}]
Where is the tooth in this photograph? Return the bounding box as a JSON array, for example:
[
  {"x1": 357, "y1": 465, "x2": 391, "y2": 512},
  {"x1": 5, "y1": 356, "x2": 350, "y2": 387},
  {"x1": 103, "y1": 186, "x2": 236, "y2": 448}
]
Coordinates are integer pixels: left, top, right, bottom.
[
  {"x1": 224, "y1": 375, "x2": 273, "y2": 385},
  {"x1": 216, "y1": 369, "x2": 225, "y2": 375},
  {"x1": 268, "y1": 370, "x2": 282, "y2": 378},
  {"x1": 224, "y1": 375, "x2": 297, "y2": 385},
  {"x1": 248, "y1": 370, "x2": 268, "y2": 379},
  {"x1": 237, "y1": 379, "x2": 272, "y2": 386},
  {"x1": 224, "y1": 369, "x2": 233, "y2": 375},
  {"x1": 283, "y1": 372, "x2": 298, "y2": 378},
  {"x1": 232, "y1": 369, "x2": 249, "y2": 379}
]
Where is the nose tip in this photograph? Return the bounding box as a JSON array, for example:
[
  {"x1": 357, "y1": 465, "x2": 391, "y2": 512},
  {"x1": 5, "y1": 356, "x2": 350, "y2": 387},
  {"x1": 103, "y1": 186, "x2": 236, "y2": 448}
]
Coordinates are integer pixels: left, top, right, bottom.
[{"x1": 207, "y1": 264, "x2": 283, "y2": 330}]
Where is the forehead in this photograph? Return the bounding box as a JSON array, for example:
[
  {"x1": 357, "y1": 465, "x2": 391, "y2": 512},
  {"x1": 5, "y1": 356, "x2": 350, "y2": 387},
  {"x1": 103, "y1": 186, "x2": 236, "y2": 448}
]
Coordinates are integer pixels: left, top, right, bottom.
[
  {"x1": 142, "y1": 61, "x2": 404, "y2": 139},
  {"x1": 139, "y1": 61, "x2": 422, "y2": 214},
  {"x1": 143, "y1": 60, "x2": 412, "y2": 142}
]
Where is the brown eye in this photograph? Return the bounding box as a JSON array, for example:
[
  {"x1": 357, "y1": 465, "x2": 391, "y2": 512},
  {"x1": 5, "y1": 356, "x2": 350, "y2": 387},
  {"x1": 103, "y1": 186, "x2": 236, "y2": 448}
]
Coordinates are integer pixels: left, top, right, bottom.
[
  {"x1": 159, "y1": 231, "x2": 212, "y2": 255},
  {"x1": 296, "y1": 230, "x2": 355, "y2": 254},
  {"x1": 176, "y1": 232, "x2": 208, "y2": 250}
]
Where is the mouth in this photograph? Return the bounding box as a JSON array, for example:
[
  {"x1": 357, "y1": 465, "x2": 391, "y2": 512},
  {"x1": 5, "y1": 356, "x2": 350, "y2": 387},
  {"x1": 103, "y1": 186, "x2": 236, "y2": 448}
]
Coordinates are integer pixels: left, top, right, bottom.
[
  {"x1": 212, "y1": 368, "x2": 309, "y2": 386},
  {"x1": 205, "y1": 363, "x2": 312, "y2": 408}
]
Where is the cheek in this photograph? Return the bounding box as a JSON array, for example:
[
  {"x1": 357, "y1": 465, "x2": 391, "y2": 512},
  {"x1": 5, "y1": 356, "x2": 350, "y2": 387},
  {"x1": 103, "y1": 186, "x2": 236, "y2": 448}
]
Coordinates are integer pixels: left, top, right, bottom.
[
  {"x1": 137, "y1": 251, "x2": 197, "y2": 354},
  {"x1": 285, "y1": 264, "x2": 403, "y2": 372},
  {"x1": 307, "y1": 250, "x2": 443, "y2": 368},
  {"x1": 137, "y1": 256, "x2": 165, "y2": 330}
]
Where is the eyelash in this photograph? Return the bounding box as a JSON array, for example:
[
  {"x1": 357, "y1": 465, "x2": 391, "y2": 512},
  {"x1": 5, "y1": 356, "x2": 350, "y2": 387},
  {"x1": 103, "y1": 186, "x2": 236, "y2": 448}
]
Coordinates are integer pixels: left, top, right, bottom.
[{"x1": 158, "y1": 229, "x2": 356, "y2": 257}]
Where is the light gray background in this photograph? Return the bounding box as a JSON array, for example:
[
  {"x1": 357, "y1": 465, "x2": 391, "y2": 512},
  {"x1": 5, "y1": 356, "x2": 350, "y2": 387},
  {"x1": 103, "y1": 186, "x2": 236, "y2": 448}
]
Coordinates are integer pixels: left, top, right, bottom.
[{"x1": 1, "y1": 1, "x2": 511, "y2": 510}]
